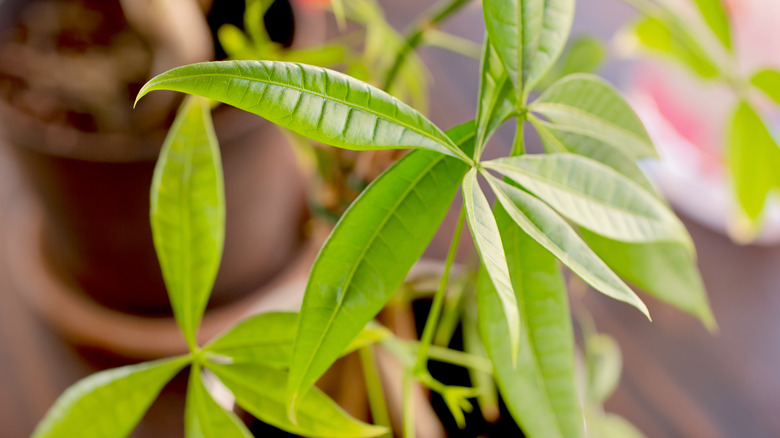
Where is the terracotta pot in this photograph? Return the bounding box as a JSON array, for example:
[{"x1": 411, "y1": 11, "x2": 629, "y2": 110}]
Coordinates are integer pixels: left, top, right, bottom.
[{"x1": 0, "y1": 0, "x2": 324, "y2": 356}]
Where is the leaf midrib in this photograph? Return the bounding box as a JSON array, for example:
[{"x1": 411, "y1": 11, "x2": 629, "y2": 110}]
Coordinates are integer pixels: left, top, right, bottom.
[{"x1": 151, "y1": 68, "x2": 466, "y2": 161}]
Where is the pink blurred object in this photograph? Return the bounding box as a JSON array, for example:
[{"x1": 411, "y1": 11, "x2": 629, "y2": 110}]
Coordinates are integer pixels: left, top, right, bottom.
[{"x1": 626, "y1": 0, "x2": 780, "y2": 244}]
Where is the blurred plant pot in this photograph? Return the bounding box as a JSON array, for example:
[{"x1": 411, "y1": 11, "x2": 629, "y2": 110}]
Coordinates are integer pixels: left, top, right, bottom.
[{"x1": 0, "y1": 0, "x2": 324, "y2": 358}]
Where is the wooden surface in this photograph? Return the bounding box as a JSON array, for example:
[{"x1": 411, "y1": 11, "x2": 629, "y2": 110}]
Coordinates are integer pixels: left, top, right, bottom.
[{"x1": 2, "y1": 1, "x2": 780, "y2": 437}]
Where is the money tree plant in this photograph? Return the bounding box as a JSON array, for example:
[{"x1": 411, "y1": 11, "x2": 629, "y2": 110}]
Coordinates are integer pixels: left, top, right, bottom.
[{"x1": 33, "y1": 0, "x2": 715, "y2": 437}]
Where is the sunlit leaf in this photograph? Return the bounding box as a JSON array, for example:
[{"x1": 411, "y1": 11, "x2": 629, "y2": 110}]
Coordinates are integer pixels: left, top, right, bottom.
[
  {"x1": 185, "y1": 365, "x2": 252, "y2": 438},
  {"x1": 530, "y1": 74, "x2": 656, "y2": 160},
  {"x1": 693, "y1": 0, "x2": 732, "y2": 50},
  {"x1": 584, "y1": 333, "x2": 622, "y2": 405},
  {"x1": 727, "y1": 101, "x2": 780, "y2": 235},
  {"x1": 475, "y1": 37, "x2": 516, "y2": 159},
  {"x1": 33, "y1": 357, "x2": 189, "y2": 438},
  {"x1": 463, "y1": 169, "x2": 520, "y2": 361},
  {"x1": 151, "y1": 96, "x2": 224, "y2": 348},
  {"x1": 526, "y1": 0, "x2": 576, "y2": 92},
  {"x1": 485, "y1": 155, "x2": 691, "y2": 251},
  {"x1": 287, "y1": 123, "x2": 476, "y2": 412},
  {"x1": 485, "y1": 176, "x2": 648, "y2": 317},
  {"x1": 137, "y1": 61, "x2": 470, "y2": 162},
  {"x1": 586, "y1": 412, "x2": 646, "y2": 438},
  {"x1": 477, "y1": 205, "x2": 581, "y2": 438},
  {"x1": 208, "y1": 363, "x2": 386, "y2": 437},
  {"x1": 751, "y1": 69, "x2": 780, "y2": 108},
  {"x1": 581, "y1": 230, "x2": 716, "y2": 330}
]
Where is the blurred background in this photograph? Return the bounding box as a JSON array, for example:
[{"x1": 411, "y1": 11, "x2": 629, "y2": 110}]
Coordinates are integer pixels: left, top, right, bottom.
[{"x1": 1, "y1": 0, "x2": 780, "y2": 437}]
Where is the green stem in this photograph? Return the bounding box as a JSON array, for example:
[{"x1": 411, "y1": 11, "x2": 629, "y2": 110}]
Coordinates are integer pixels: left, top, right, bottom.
[
  {"x1": 412, "y1": 342, "x2": 494, "y2": 374},
  {"x1": 511, "y1": 115, "x2": 526, "y2": 156},
  {"x1": 413, "y1": 206, "x2": 466, "y2": 375},
  {"x1": 432, "y1": 280, "x2": 466, "y2": 347},
  {"x1": 402, "y1": 370, "x2": 416, "y2": 438},
  {"x1": 382, "y1": 0, "x2": 472, "y2": 91},
  {"x1": 359, "y1": 347, "x2": 392, "y2": 437}
]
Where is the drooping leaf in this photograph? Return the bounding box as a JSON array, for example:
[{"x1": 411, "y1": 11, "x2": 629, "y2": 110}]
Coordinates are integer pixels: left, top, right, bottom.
[
  {"x1": 205, "y1": 312, "x2": 298, "y2": 368},
  {"x1": 530, "y1": 74, "x2": 656, "y2": 160},
  {"x1": 205, "y1": 313, "x2": 390, "y2": 368},
  {"x1": 581, "y1": 230, "x2": 716, "y2": 330},
  {"x1": 531, "y1": 115, "x2": 659, "y2": 196},
  {"x1": 485, "y1": 154, "x2": 691, "y2": 251},
  {"x1": 751, "y1": 69, "x2": 780, "y2": 108},
  {"x1": 484, "y1": 176, "x2": 648, "y2": 317},
  {"x1": 584, "y1": 333, "x2": 622, "y2": 405},
  {"x1": 32, "y1": 357, "x2": 189, "y2": 438},
  {"x1": 727, "y1": 101, "x2": 780, "y2": 236},
  {"x1": 185, "y1": 365, "x2": 252, "y2": 438},
  {"x1": 478, "y1": 205, "x2": 581, "y2": 438},
  {"x1": 208, "y1": 363, "x2": 386, "y2": 438},
  {"x1": 482, "y1": 0, "x2": 544, "y2": 98},
  {"x1": 136, "y1": 61, "x2": 470, "y2": 162},
  {"x1": 693, "y1": 0, "x2": 732, "y2": 50},
  {"x1": 475, "y1": 37, "x2": 516, "y2": 159},
  {"x1": 287, "y1": 123, "x2": 476, "y2": 412},
  {"x1": 628, "y1": 15, "x2": 719, "y2": 79},
  {"x1": 526, "y1": 0, "x2": 576, "y2": 92},
  {"x1": 151, "y1": 97, "x2": 225, "y2": 347},
  {"x1": 462, "y1": 169, "x2": 520, "y2": 361}
]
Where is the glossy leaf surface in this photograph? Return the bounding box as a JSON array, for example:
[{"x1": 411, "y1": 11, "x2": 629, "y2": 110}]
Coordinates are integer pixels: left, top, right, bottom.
[
  {"x1": 208, "y1": 363, "x2": 386, "y2": 437},
  {"x1": 463, "y1": 169, "x2": 520, "y2": 360},
  {"x1": 526, "y1": 0, "x2": 576, "y2": 92},
  {"x1": 185, "y1": 366, "x2": 252, "y2": 438},
  {"x1": 478, "y1": 206, "x2": 581, "y2": 438},
  {"x1": 582, "y1": 230, "x2": 716, "y2": 330},
  {"x1": 475, "y1": 38, "x2": 515, "y2": 158},
  {"x1": 151, "y1": 97, "x2": 224, "y2": 347},
  {"x1": 137, "y1": 61, "x2": 470, "y2": 162},
  {"x1": 530, "y1": 74, "x2": 656, "y2": 160},
  {"x1": 33, "y1": 357, "x2": 188, "y2": 438},
  {"x1": 482, "y1": 0, "x2": 543, "y2": 98},
  {"x1": 727, "y1": 101, "x2": 780, "y2": 233},
  {"x1": 485, "y1": 154, "x2": 691, "y2": 250},
  {"x1": 751, "y1": 69, "x2": 780, "y2": 108},
  {"x1": 485, "y1": 176, "x2": 648, "y2": 317},
  {"x1": 287, "y1": 123, "x2": 475, "y2": 411},
  {"x1": 693, "y1": 0, "x2": 732, "y2": 50}
]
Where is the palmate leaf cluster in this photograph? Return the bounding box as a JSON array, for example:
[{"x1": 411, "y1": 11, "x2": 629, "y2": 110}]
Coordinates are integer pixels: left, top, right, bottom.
[
  {"x1": 621, "y1": 0, "x2": 780, "y2": 241},
  {"x1": 34, "y1": 1, "x2": 716, "y2": 437}
]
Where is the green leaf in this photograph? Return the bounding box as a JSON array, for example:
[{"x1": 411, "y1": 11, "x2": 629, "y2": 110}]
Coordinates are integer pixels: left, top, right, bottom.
[
  {"x1": 482, "y1": 0, "x2": 543, "y2": 99},
  {"x1": 462, "y1": 290, "x2": 498, "y2": 422},
  {"x1": 208, "y1": 363, "x2": 386, "y2": 437},
  {"x1": 136, "y1": 61, "x2": 471, "y2": 163},
  {"x1": 531, "y1": 116, "x2": 659, "y2": 195},
  {"x1": 581, "y1": 230, "x2": 716, "y2": 330},
  {"x1": 33, "y1": 357, "x2": 189, "y2": 438},
  {"x1": 586, "y1": 412, "x2": 646, "y2": 438},
  {"x1": 526, "y1": 0, "x2": 576, "y2": 92},
  {"x1": 751, "y1": 69, "x2": 780, "y2": 108},
  {"x1": 205, "y1": 312, "x2": 298, "y2": 368},
  {"x1": 205, "y1": 313, "x2": 390, "y2": 368},
  {"x1": 584, "y1": 333, "x2": 622, "y2": 405},
  {"x1": 477, "y1": 206, "x2": 581, "y2": 438},
  {"x1": 185, "y1": 365, "x2": 252, "y2": 438},
  {"x1": 485, "y1": 154, "x2": 691, "y2": 251},
  {"x1": 530, "y1": 74, "x2": 656, "y2": 160},
  {"x1": 558, "y1": 36, "x2": 607, "y2": 78},
  {"x1": 693, "y1": 0, "x2": 732, "y2": 50},
  {"x1": 287, "y1": 123, "x2": 476, "y2": 413},
  {"x1": 727, "y1": 101, "x2": 780, "y2": 237},
  {"x1": 150, "y1": 97, "x2": 225, "y2": 348},
  {"x1": 462, "y1": 169, "x2": 520, "y2": 362},
  {"x1": 629, "y1": 16, "x2": 719, "y2": 79},
  {"x1": 475, "y1": 37, "x2": 516, "y2": 159},
  {"x1": 484, "y1": 176, "x2": 648, "y2": 317}
]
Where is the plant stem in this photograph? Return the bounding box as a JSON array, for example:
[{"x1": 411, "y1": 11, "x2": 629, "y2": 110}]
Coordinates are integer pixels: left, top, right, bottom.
[
  {"x1": 413, "y1": 206, "x2": 466, "y2": 375},
  {"x1": 383, "y1": 0, "x2": 472, "y2": 91},
  {"x1": 359, "y1": 346, "x2": 392, "y2": 437},
  {"x1": 402, "y1": 370, "x2": 416, "y2": 438},
  {"x1": 511, "y1": 115, "x2": 526, "y2": 156}
]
